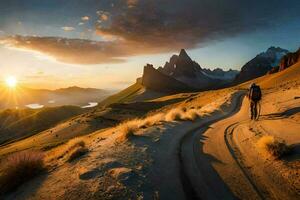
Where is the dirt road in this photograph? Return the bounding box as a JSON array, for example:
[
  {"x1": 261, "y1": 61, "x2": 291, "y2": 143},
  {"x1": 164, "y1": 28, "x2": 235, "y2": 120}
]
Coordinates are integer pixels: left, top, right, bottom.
[{"x1": 180, "y1": 93, "x2": 300, "y2": 199}]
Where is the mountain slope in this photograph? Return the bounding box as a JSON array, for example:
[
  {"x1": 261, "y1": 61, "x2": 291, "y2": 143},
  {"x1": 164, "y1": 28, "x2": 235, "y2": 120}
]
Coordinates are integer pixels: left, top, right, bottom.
[
  {"x1": 98, "y1": 81, "x2": 145, "y2": 107},
  {"x1": 142, "y1": 64, "x2": 195, "y2": 93}
]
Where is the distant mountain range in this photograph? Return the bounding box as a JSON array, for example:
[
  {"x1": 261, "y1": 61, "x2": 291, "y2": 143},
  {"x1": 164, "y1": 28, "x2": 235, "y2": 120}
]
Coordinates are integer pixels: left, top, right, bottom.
[
  {"x1": 0, "y1": 86, "x2": 111, "y2": 109},
  {"x1": 137, "y1": 47, "x2": 299, "y2": 94},
  {"x1": 141, "y1": 49, "x2": 239, "y2": 93},
  {"x1": 234, "y1": 47, "x2": 289, "y2": 83}
]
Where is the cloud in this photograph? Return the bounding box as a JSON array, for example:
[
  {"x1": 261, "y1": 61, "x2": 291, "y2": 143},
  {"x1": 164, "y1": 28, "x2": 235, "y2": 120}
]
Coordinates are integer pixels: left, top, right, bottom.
[
  {"x1": 96, "y1": 11, "x2": 110, "y2": 21},
  {"x1": 99, "y1": 14, "x2": 109, "y2": 21},
  {"x1": 81, "y1": 16, "x2": 90, "y2": 21},
  {"x1": 0, "y1": 35, "x2": 134, "y2": 64},
  {"x1": 78, "y1": 22, "x2": 85, "y2": 26},
  {"x1": 127, "y1": 0, "x2": 139, "y2": 8},
  {"x1": 96, "y1": 0, "x2": 300, "y2": 50},
  {"x1": 61, "y1": 26, "x2": 75, "y2": 31},
  {"x1": 1, "y1": 0, "x2": 299, "y2": 65}
]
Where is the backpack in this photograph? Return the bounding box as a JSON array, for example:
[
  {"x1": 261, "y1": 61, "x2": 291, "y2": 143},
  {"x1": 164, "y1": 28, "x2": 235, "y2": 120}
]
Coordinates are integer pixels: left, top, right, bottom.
[{"x1": 250, "y1": 85, "x2": 262, "y2": 101}]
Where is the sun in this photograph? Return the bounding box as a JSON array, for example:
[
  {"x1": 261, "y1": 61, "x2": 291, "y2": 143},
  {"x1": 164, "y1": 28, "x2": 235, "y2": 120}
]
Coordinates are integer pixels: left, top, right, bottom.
[{"x1": 5, "y1": 76, "x2": 18, "y2": 88}]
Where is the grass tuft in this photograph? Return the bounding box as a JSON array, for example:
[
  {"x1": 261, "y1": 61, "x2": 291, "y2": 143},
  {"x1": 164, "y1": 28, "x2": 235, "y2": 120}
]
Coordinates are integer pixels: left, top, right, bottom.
[
  {"x1": 47, "y1": 137, "x2": 87, "y2": 161},
  {"x1": 0, "y1": 150, "x2": 45, "y2": 194},
  {"x1": 143, "y1": 113, "x2": 165, "y2": 127},
  {"x1": 165, "y1": 108, "x2": 185, "y2": 122},
  {"x1": 116, "y1": 120, "x2": 142, "y2": 142},
  {"x1": 257, "y1": 136, "x2": 290, "y2": 158},
  {"x1": 182, "y1": 109, "x2": 200, "y2": 121}
]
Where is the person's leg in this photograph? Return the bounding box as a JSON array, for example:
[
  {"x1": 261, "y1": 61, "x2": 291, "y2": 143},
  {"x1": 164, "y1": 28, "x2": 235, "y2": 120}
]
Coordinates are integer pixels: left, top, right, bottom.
[
  {"x1": 250, "y1": 101, "x2": 254, "y2": 119},
  {"x1": 253, "y1": 101, "x2": 257, "y2": 119}
]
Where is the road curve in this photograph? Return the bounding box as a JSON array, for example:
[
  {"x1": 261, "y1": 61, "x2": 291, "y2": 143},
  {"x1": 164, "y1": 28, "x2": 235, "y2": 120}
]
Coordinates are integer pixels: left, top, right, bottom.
[
  {"x1": 180, "y1": 90, "x2": 300, "y2": 200},
  {"x1": 179, "y1": 91, "x2": 256, "y2": 200}
]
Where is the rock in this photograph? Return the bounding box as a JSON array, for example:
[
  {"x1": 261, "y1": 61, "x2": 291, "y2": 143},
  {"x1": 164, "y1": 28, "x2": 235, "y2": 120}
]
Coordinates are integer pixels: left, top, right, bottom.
[
  {"x1": 142, "y1": 64, "x2": 194, "y2": 93},
  {"x1": 279, "y1": 48, "x2": 300, "y2": 71}
]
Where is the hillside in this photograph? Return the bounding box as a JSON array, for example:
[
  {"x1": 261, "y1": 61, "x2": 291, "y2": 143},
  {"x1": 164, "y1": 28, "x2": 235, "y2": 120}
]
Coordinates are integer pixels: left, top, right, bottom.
[
  {"x1": 98, "y1": 80, "x2": 171, "y2": 107},
  {"x1": 98, "y1": 82, "x2": 145, "y2": 107},
  {"x1": 0, "y1": 106, "x2": 85, "y2": 145}
]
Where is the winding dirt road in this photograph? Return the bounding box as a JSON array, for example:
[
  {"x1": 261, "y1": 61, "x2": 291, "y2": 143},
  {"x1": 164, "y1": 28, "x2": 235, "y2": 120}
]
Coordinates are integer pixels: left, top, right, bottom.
[{"x1": 180, "y1": 92, "x2": 300, "y2": 200}]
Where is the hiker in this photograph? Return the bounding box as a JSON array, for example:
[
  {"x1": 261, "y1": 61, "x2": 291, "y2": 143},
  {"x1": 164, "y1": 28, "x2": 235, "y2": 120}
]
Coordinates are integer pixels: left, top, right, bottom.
[{"x1": 248, "y1": 83, "x2": 262, "y2": 120}]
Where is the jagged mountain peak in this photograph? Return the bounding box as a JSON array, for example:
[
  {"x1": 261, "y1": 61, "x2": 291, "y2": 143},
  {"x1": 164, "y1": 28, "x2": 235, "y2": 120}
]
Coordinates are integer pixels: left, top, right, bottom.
[{"x1": 178, "y1": 49, "x2": 192, "y2": 61}]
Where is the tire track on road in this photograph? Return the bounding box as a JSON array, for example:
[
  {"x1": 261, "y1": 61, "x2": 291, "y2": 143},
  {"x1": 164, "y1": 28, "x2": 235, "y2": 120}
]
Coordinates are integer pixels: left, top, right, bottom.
[{"x1": 224, "y1": 121, "x2": 265, "y2": 200}]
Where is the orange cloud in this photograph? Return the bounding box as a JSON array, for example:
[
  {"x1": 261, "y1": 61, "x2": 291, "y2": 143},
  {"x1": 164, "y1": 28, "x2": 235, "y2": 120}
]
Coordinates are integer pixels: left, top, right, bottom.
[{"x1": 61, "y1": 26, "x2": 75, "y2": 31}]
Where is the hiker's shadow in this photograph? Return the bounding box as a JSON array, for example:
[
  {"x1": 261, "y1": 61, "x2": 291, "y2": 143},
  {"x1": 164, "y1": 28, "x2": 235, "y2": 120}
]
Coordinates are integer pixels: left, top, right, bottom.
[{"x1": 260, "y1": 106, "x2": 300, "y2": 120}]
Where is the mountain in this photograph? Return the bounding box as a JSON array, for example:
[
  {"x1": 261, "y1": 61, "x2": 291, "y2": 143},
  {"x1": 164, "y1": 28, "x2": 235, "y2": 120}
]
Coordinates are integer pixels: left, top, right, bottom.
[
  {"x1": 235, "y1": 47, "x2": 289, "y2": 83},
  {"x1": 0, "y1": 86, "x2": 111, "y2": 109},
  {"x1": 157, "y1": 49, "x2": 220, "y2": 89},
  {"x1": 142, "y1": 64, "x2": 195, "y2": 93},
  {"x1": 142, "y1": 49, "x2": 236, "y2": 93},
  {"x1": 202, "y1": 68, "x2": 239, "y2": 80}
]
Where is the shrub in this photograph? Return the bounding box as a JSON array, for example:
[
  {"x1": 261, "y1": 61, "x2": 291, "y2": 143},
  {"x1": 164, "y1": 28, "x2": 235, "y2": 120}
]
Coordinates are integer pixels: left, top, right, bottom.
[
  {"x1": 0, "y1": 151, "x2": 45, "y2": 194},
  {"x1": 257, "y1": 136, "x2": 290, "y2": 158}
]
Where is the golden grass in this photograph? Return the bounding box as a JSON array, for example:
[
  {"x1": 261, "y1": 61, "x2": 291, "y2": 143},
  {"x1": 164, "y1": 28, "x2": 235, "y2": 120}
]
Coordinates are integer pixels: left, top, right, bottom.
[
  {"x1": 181, "y1": 109, "x2": 200, "y2": 121},
  {"x1": 142, "y1": 113, "x2": 165, "y2": 127},
  {"x1": 0, "y1": 150, "x2": 45, "y2": 194},
  {"x1": 114, "y1": 92, "x2": 232, "y2": 142},
  {"x1": 47, "y1": 137, "x2": 87, "y2": 161},
  {"x1": 257, "y1": 136, "x2": 290, "y2": 158},
  {"x1": 165, "y1": 108, "x2": 185, "y2": 121},
  {"x1": 116, "y1": 120, "x2": 142, "y2": 142}
]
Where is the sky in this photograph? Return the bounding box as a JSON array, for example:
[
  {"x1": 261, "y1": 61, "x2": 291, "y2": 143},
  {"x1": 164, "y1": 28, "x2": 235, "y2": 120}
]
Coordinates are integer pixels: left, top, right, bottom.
[{"x1": 0, "y1": 0, "x2": 299, "y2": 90}]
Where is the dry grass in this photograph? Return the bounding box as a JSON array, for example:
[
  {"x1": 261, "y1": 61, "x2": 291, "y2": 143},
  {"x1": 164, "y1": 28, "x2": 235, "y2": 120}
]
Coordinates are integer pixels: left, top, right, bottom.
[
  {"x1": 182, "y1": 109, "x2": 200, "y2": 121},
  {"x1": 165, "y1": 108, "x2": 185, "y2": 121},
  {"x1": 0, "y1": 150, "x2": 45, "y2": 194},
  {"x1": 47, "y1": 137, "x2": 87, "y2": 161},
  {"x1": 114, "y1": 93, "x2": 232, "y2": 143},
  {"x1": 257, "y1": 136, "x2": 290, "y2": 158},
  {"x1": 142, "y1": 113, "x2": 164, "y2": 127},
  {"x1": 116, "y1": 120, "x2": 142, "y2": 142}
]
